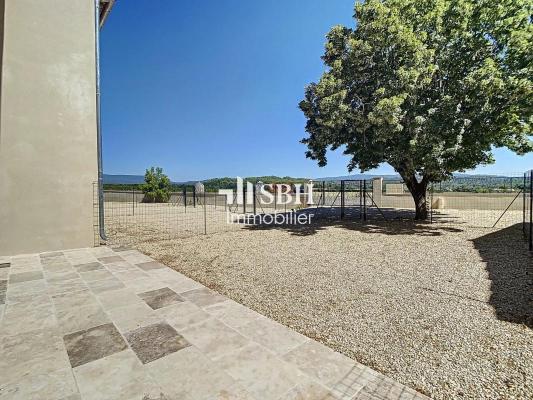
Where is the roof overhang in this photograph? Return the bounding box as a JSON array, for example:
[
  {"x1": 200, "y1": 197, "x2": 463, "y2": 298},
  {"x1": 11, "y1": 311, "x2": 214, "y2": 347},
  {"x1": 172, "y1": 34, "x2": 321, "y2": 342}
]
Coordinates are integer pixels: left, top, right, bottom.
[{"x1": 99, "y1": 0, "x2": 115, "y2": 28}]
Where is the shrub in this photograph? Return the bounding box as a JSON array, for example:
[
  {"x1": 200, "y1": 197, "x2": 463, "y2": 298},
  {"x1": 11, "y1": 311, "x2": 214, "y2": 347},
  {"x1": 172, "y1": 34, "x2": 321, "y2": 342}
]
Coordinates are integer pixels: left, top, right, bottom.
[{"x1": 141, "y1": 167, "x2": 171, "y2": 203}]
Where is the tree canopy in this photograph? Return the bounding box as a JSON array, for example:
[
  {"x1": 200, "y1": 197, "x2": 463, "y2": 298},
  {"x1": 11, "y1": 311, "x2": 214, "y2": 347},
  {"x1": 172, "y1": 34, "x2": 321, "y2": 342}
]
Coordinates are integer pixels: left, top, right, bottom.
[{"x1": 300, "y1": 0, "x2": 532, "y2": 218}]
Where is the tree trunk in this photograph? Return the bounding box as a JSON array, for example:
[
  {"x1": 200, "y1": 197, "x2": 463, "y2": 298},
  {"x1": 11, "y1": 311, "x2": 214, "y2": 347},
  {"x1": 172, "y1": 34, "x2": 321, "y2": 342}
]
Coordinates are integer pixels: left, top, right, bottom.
[
  {"x1": 402, "y1": 175, "x2": 429, "y2": 220},
  {"x1": 412, "y1": 188, "x2": 428, "y2": 220}
]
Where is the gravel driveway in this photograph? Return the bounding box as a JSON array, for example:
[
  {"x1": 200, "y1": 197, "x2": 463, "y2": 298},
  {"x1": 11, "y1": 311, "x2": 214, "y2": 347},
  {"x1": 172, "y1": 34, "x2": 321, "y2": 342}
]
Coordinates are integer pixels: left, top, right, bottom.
[{"x1": 121, "y1": 213, "x2": 532, "y2": 399}]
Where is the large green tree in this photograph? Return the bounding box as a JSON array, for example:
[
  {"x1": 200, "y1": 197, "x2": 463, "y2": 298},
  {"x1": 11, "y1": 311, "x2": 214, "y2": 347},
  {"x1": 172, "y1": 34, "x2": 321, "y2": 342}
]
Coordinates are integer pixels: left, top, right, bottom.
[{"x1": 300, "y1": 0, "x2": 532, "y2": 219}]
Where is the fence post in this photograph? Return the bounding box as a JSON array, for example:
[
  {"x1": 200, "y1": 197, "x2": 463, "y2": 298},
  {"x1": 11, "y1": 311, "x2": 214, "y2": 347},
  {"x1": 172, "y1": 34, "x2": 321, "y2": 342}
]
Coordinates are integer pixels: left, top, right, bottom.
[
  {"x1": 359, "y1": 180, "x2": 363, "y2": 220},
  {"x1": 522, "y1": 172, "x2": 527, "y2": 238},
  {"x1": 243, "y1": 185, "x2": 247, "y2": 214},
  {"x1": 363, "y1": 180, "x2": 367, "y2": 221},
  {"x1": 253, "y1": 184, "x2": 256, "y2": 215},
  {"x1": 132, "y1": 188, "x2": 135, "y2": 216},
  {"x1": 530, "y1": 170, "x2": 532, "y2": 251},
  {"x1": 322, "y1": 181, "x2": 326, "y2": 206},
  {"x1": 341, "y1": 180, "x2": 345, "y2": 219},
  {"x1": 183, "y1": 188, "x2": 187, "y2": 210},
  {"x1": 193, "y1": 186, "x2": 196, "y2": 208},
  {"x1": 529, "y1": 169, "x2": 533, "y2": 251},
  {"x1": 203, "y1": 190, "x2": 207, "y2": 235},
  {"x1": 429, "y1": 184, "x2": 433, "y2": 224}
]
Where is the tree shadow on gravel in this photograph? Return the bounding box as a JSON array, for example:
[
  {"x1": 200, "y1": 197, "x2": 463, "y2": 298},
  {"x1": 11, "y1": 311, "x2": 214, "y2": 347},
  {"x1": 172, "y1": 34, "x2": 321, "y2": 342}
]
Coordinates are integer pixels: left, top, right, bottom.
[
  {"x1": 244, "y1": 207, "x2": 464, "y2": 237},
  {"x1": 473, "y1": 224, "x2": 533, "y2": 328}
]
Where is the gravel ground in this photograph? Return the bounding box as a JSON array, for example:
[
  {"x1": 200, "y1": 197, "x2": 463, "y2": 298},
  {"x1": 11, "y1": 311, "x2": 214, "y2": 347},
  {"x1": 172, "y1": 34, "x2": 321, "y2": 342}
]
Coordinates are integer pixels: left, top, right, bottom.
[{"x1": 111, "y1": 210, "x2": 532, "y2": 399}]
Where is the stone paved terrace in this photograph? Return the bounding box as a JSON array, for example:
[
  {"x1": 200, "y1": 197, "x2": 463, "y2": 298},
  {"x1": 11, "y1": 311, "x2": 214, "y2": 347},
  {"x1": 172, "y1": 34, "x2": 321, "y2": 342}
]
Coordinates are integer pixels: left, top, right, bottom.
[{"x1": 0, "y1": 246, "x2": 429, "y2": 400}]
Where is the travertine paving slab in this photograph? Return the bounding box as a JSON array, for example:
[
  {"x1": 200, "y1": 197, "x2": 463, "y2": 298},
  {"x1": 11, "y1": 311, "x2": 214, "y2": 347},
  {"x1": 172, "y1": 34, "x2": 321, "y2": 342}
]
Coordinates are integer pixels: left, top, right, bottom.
[
  {"x1": 136, "y1": 261, "x2": 166, "y2": 271},
  {"x1": 97, "y1": 255, "x2": 124, "y2": 264},
  {"x1": 156, "y1": 301, "x2": 211, "y2": 331},
  {"x1": 46, "y1": 271, "x2": 80, "y2": 284},
  {"x1": 4, "y1": 292, "x2": 51, "y2": 314},
  {"x1": 204, "y1": 299, "x2": 263, "y2": 329},
  {"x1": 0, "y1": 328, "x2": 71, "y2": 385},
  {"x1": 181, "y1": 287, "x2": 227, "y2": 308},
  {"x1": 97, "y1": 287, "x2": 145, "y2": 310},
  {"x1": 79, "y1": 269, "x2": 114, "y2": 283},
  {"x1": 146, "y1": 346, "x2": 238, "y2": 400},
  {"x1": 86, "y1": 276, "x2": 125, "y2": 294},
  {"x1": 138, "y1": 287, "x2": 183, "y2": 310},
  {"x1": 206, "y1": 383, "x2": 258, "y2": 400},
  {"x1": 112, "y1": 268, "x2": 149, "y2": 281},
  {"x1": 1, "y1": 301, "x2": 56, "y2": 335},
  {"x1": 215, "y1": 343, "x2": 307, "y2": 400},
  {"x1": 63, "y1": 323, "x2": 128, "y2": 368},
  {"x1": 8, "y1": 270, "x2": 43, "y2": 283},
  {"x1": 105, "y1": 260, "x2": 139, "y2": 272},
  {"x1": 283, "y1": 339, "x2": 362, "y2": 390},
  {"x1": 0, "y1": 246, "x2": 429, "y2": 400},
  {"x1": 180, "y1": 318, "x2": 250, "y2": 360},
  {"x1": 74, "y1": 262, "x2": 104, "y2": 272},
  {"x1": 73, "y1": 350, "x2": 165, "y2": 400},
  {"x1": 278, "y1": 379, "x2": 336, "y2": 400},
  {"x1": 52, "y1": 290, "x2": 100, "y2": 313},
  {"x1": 166, "y1": 275, "x2": 204, "y2": 293},
  {"x1": 48, "y1": 279, "x2": 89, "y2": 296},
  {"x1": 41, "y1": 251, "x2": 64, "y2": 258},
  {"x1": 106, "y1": 302, "x2": 161, "y2": 333},
  {"x1": 237, "y1": 316, "x2": 309, "y2": 356},
  {"x1": 0, "y1": 367, "x2": 79, "y2": 400},
  {"x1": 56, "y1": 303, "x2": 110, "y2": 335},
  {"x1": 120, "y1": 251, "x2": 154, "y2": 264},
  {"x1": 123, "y1": 277, "x2": 166, "y2": 294},
  {"x1": 0, "y1": 280, "x2": 6, "y2": 304},
  {"x1": 42, "y1": 262, "x2": 73, "y2": 274},
  {"x1": 125, "y1": 321, "x2": 190, "y2": 364},
  {"x1": 7, "y1": 279, "x2": 47, "y2": 301}
]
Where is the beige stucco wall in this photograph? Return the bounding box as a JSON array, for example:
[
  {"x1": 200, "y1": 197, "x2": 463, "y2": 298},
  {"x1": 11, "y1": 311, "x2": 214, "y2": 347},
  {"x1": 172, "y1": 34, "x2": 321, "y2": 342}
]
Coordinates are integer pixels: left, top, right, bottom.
[
  {"x1": 375, "y1": 191, "x2": 523, "y2": 211},
  {"x1": 0, "y1": 0, "x2": 98, "y2": 255}
]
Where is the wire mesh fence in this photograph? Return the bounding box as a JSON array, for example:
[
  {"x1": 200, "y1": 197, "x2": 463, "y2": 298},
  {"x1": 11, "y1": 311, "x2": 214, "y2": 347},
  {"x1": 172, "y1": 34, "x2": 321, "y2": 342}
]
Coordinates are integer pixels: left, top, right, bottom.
[
  {"x1": 310, "y1": 179, "x2": 388, "y2": 220},
  {"x1": 103, "y1": 190, "x2": 238, "y2": 245},
  {"x1": 97, "y1": 174, "x2": 532, "y2": 249},
  {"x1": 429, "y1": 176, "x2": 525, "y2": 228}
]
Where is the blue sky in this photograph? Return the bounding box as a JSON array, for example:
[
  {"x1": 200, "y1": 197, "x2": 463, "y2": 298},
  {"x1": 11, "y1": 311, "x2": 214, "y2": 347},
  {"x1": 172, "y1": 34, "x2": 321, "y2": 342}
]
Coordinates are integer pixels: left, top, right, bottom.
[{"x1": 100, "y1": 0, "x2": 532, "y2": 181}]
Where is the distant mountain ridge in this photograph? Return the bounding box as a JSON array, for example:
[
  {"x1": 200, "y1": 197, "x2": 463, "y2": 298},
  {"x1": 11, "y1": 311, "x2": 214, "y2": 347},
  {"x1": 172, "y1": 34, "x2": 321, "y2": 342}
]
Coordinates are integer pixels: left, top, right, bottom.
[
  {"x1": 103, "y1": 174, "x2": 145, "y2": 184},
  {"x1": 104, "y1": 172, "x2": 522, "y2": 185},
  {"x1": 317, "y1": 174, "x2": 400, "y2": 181},
  {"x1": 103, "y1": 174, "x2": 194, "y2": 185},
  {"x1": 317, "y1": 172, "x2": 522, "y2": 181}
]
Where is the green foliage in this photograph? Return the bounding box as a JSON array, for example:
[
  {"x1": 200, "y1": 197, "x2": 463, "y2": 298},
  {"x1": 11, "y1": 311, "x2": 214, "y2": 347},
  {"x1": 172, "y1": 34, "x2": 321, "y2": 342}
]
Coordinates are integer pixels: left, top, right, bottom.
[
  {"x1": 141, "y1": 167, "x2": 171, "y2": 203},
  {"x1": 104, "y1": 176, "x2": 310, "y2": 194},
  {"x1": 300, "y1": 0, "x2": 532, "y2": 217},
  {"x1": 103, "y1": 183, "x2": 143, "y2": 191},
  {"x1": 201, "y1": 176, "x2": 310, "y2": 192}
]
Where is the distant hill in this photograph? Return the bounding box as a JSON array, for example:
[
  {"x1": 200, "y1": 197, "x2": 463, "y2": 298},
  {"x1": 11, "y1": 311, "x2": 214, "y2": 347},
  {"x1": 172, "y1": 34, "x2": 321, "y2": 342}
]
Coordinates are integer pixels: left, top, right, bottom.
[
  {"x1": 317, "y1": 172, "x2": 522, "y2": 181},
  {"x1": 317, "y1": 174, "x2": 401, "y2": 181},
  {"x1": 103, "y1": 174, "x2": 145, "y2": 184},
  {"x1": 103, "y1": 174, "x2": 193, "y2": 185},
  {"x1": 104, "y1": 173, "x2": 522, "y2": 188}
]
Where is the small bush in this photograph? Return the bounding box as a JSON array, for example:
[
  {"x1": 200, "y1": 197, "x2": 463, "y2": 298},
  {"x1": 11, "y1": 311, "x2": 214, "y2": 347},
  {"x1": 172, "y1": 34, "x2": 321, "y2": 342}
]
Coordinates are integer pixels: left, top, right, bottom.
[{"x1": 142, "y1": 167, "x2": 171, "y2": 203}]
